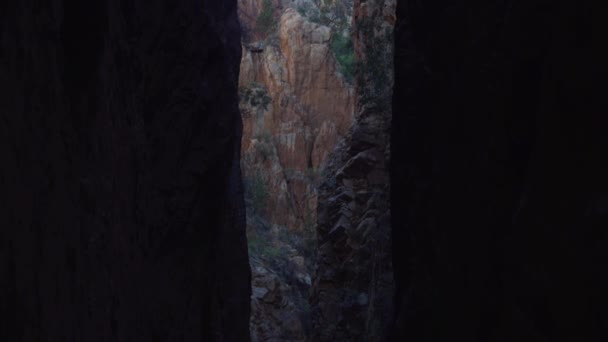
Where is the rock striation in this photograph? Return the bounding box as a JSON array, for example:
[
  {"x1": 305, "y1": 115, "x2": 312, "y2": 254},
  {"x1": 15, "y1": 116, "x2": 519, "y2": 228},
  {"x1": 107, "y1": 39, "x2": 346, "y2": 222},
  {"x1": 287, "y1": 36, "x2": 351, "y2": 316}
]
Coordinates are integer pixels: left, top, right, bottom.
[
  {"x1": 238, "y1": 0, "x2": 355, "y2": 340},
  {"x1": 239, "y1": 5, "x2": 354, "y2": 232}
]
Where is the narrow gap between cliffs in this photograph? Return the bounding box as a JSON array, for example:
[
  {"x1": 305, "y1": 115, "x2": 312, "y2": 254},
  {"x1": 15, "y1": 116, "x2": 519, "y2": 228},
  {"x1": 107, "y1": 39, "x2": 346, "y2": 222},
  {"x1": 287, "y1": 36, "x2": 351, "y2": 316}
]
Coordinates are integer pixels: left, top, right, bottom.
[{"x1": 238, "y1": 1, "x2": 395, "y2": 340}]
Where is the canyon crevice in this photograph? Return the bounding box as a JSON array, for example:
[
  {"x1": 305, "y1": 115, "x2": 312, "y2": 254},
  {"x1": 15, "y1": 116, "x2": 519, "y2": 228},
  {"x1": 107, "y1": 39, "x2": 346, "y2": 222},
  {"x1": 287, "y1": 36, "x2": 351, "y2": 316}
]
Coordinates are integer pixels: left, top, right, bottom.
[
  {"x1": 238, "y1": 0, "x2": 356, "y2": 340},
  {"x1": 1, "y1": 0, "x2": 605, "y2": 341}
]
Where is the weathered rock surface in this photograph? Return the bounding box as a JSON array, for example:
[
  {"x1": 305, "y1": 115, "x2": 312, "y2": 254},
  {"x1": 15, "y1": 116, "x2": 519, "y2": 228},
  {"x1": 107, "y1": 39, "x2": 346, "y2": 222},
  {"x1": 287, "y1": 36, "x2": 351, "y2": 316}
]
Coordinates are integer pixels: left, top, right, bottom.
[
  {"x1": 0, "y1": 1, "x2": 250, "y2": 340},
  {"x1": 240, "y1": 6, "x2": 354, "y2": 231},
  {"x1": 250, "y1": 258, "x2": 308, "y2": 342},
  {"x1": 391, "y1": 0, "x2": 607, "y2": 340},
  {"x1": 310, "y1": 0, "x2": 396, "y2": 341},
  {"x1": 239, "y1": 1, "x2": 355, "y2": 340}
]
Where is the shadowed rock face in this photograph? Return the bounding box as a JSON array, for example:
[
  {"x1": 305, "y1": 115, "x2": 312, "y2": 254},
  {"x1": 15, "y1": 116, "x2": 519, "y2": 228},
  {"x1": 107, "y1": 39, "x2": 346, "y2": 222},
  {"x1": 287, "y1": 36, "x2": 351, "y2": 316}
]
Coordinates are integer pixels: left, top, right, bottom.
[
  {"x1": 0, "y1": 1, "x2": 250, "y2": 341},
  {"x1": 310, "y1": 0, "x2": 395, "y2": 341},
  {"x1": 391, "y1": 0, "x2": 607, "y2": 341},
  {"x1": 1, "y1": 0, "x2": 605, "y2": 341}
]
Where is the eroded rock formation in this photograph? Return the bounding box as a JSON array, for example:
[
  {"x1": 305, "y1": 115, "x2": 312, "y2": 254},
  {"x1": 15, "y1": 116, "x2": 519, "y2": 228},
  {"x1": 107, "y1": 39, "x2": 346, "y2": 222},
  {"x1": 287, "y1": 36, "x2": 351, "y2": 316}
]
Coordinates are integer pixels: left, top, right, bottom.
[
  {"x1": 250, "y1": 260, "x2": 309, "y2": 342},
  {"x1": 0, "y1": 1, "x2": 250, "y2": 340},
  {"x1": 238, "y1": 0, "x2": 355, "y2": 340},
  {"x1": 310, "y1": 0, "x2": 396, "y2": 341},
  {"x1": 239, "y1": 5, "x2": 354, "y2": 231}
]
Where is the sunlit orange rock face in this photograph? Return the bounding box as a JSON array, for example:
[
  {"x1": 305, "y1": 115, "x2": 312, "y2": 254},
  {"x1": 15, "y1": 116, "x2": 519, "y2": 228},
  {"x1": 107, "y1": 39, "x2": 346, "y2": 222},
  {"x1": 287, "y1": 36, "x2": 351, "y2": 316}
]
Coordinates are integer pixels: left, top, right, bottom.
[
  {"x1": 239, "y1": 2, "x2": 355, "y2": 340},
  {"x1": 239, "y1": 6, "x2": 354, "y2": 232}
]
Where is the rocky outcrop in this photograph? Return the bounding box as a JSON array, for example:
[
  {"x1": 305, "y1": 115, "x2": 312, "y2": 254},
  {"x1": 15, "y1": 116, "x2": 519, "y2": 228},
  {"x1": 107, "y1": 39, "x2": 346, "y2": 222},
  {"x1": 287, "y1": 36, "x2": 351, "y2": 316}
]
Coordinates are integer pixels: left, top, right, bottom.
[
  {"x1": 0, "y1": 1, "x2": 250, "y2": 340},
  {"x1": 391, "y1": 0, "x2": 607, "y2": 340},
  {"x1": 310, "y1": 0, "x2": 396, "y2": 341},
  {"x1": 246, "y1": 218, "x2": 314, "y2": 341},
  {"x1": 250, "y1": 258, "x2": 308, "y2": 342},
  {"x1": 240, "y1": 7, "x2": 354, "y2": 232},
  {"x1": 239, "y1": 1, "x2": 355, "y2": 340}
]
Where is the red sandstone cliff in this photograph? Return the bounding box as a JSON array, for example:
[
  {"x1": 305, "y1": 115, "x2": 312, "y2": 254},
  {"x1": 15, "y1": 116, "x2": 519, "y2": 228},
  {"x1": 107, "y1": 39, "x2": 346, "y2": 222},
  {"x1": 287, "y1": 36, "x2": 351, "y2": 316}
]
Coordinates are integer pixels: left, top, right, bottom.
[{"x1": 238, "y1": 1, "x2": 355, "y2": 340}]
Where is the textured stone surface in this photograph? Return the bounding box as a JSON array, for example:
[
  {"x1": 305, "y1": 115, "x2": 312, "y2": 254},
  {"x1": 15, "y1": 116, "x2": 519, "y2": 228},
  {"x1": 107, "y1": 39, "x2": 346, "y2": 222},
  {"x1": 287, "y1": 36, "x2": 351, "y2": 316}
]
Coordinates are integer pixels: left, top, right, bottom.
[
  {"x1": 391, "y1": 0, "x2": 607, "y2": 341},
  {"x1": 0, "y1": 1, "x2": 250, "y2": 340},
  {"x1": 310, "y1": 0, "x2": 396, "y2": 341},
  {"x1": 249, "y1": 258, "x2": 308, "y2": 342},
  {"x1": 240, "y1": 6, "x2": 354, "y2": 231},
  {"x1": 239, "y1": 1, "x2": 354, "y2": 340}
]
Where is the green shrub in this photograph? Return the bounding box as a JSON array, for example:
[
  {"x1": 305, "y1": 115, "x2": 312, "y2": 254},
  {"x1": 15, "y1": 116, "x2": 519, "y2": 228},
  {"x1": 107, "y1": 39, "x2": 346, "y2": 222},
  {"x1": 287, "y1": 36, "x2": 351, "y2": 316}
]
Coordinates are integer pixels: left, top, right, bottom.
[
  {"x1": 297, "y1": 6, "x2": 307, "y2": 17},
  {"x1": 244, "y1": 169, "x2": 269, "y2": 214},
  {"x1": 357, "y1": 20, "x2": 393, "y2": 110},
  {"x1": 246, "y1": 227, "x2": 284, "y2": 262},
  {"x1": 272, "y1": 206, "x2": 317, "y2": 263},
  {"x1": 262, "y1": 244, "x2": 282, "y2": 258},
  {"x1": 331, "y1": 32, "x2": 355, "y2": 83},
  {"x1": 240, "y1": 83, "x2": 272, "y2": 111},
  {"x1": 256, "y1": 0, "x2": 276, "y2": 36},
  {"x1": 247, "y1": 229, "x2": 263, "y2": 255},
  {"x1": 295, "y1": 3, "x2": 354, "y2": 82},
  {"x1": 253, "y1": 130, "x2": 273, "y2": 161}
]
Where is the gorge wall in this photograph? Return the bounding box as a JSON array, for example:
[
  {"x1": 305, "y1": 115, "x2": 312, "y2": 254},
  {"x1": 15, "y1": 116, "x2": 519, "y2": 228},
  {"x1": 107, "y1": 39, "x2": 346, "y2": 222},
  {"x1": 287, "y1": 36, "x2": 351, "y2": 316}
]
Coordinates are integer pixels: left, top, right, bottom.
[
  {"x1": 311, "y1": 0, "x2": 607, "y2": 340},
  {"x1": 391, "y1": 0, "x2": 607, "y2": 341},
  {"x1": 1, "y1": 0, "x2": 605, "y2": 341},
  {"x1": 239, "y1": 0, "x2": 354, "y2": 233},
  {"x1": 310, "y1": 0, "x2": 395, "y2": 341},
  {"x1": 237, "y1": 0, "x2": 355, "y2": 340},
  {"x1": 0, "y1": 1, "x2": 250, "y2": 340}
]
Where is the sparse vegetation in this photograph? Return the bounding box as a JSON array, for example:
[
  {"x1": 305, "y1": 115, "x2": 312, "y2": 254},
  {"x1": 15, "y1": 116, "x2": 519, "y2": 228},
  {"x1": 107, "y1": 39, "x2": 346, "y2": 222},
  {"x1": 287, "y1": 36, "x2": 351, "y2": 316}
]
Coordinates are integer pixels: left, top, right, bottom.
[
  {"x1": 247, "y1": 227, "x2": 282, "y2": 259},
  {"x1": 305, "y1": 167, "x2": 321, "y2": 183},
  {"x1": 253, "y1": 130, "x2": 273, "y2": 161},
  {"x1": 253, "y1": 130, "x2": 272, "y2": 143},
  {"x1": 354, "y1": 19, "x2": 393, "y2": 110},
  {"x1": 298, "y1": 2, "x2": 344, "y2": 27},
  {"x1": 297, "y1": 6, "x2": 307, "y2": 17},
  {"x1": 296, "y1": 3, "x2": 355, "y2": 83},
  {"x1": 244, "y1": 168, "x2": 269, "y2": 214},
  {"x1": 331, "y1": 32, "x2": 355, "y2": 83},
  {"x1": 299, "y1": 212, "x2": 317, "y2": 261},
  {"x1": 240, "y1": 82, "x2": 272, "y2": 110},
  {"x1": 256, "y1": 0, "x2": 276, "y2": 36}
]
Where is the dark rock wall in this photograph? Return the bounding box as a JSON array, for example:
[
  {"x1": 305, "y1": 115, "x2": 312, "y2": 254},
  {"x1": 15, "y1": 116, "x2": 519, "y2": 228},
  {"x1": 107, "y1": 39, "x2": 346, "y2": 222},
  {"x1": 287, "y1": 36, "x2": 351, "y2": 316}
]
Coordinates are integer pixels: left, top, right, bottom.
[
  {"x1": 310, "y1": 1, "x2": 395, "y2": 341},
  {"x1": 0, "y1": 1, "x2": 250, "y2": 341},
  {"x1": 392, "y1": 0, "x2": 607, "y2": 341}
]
